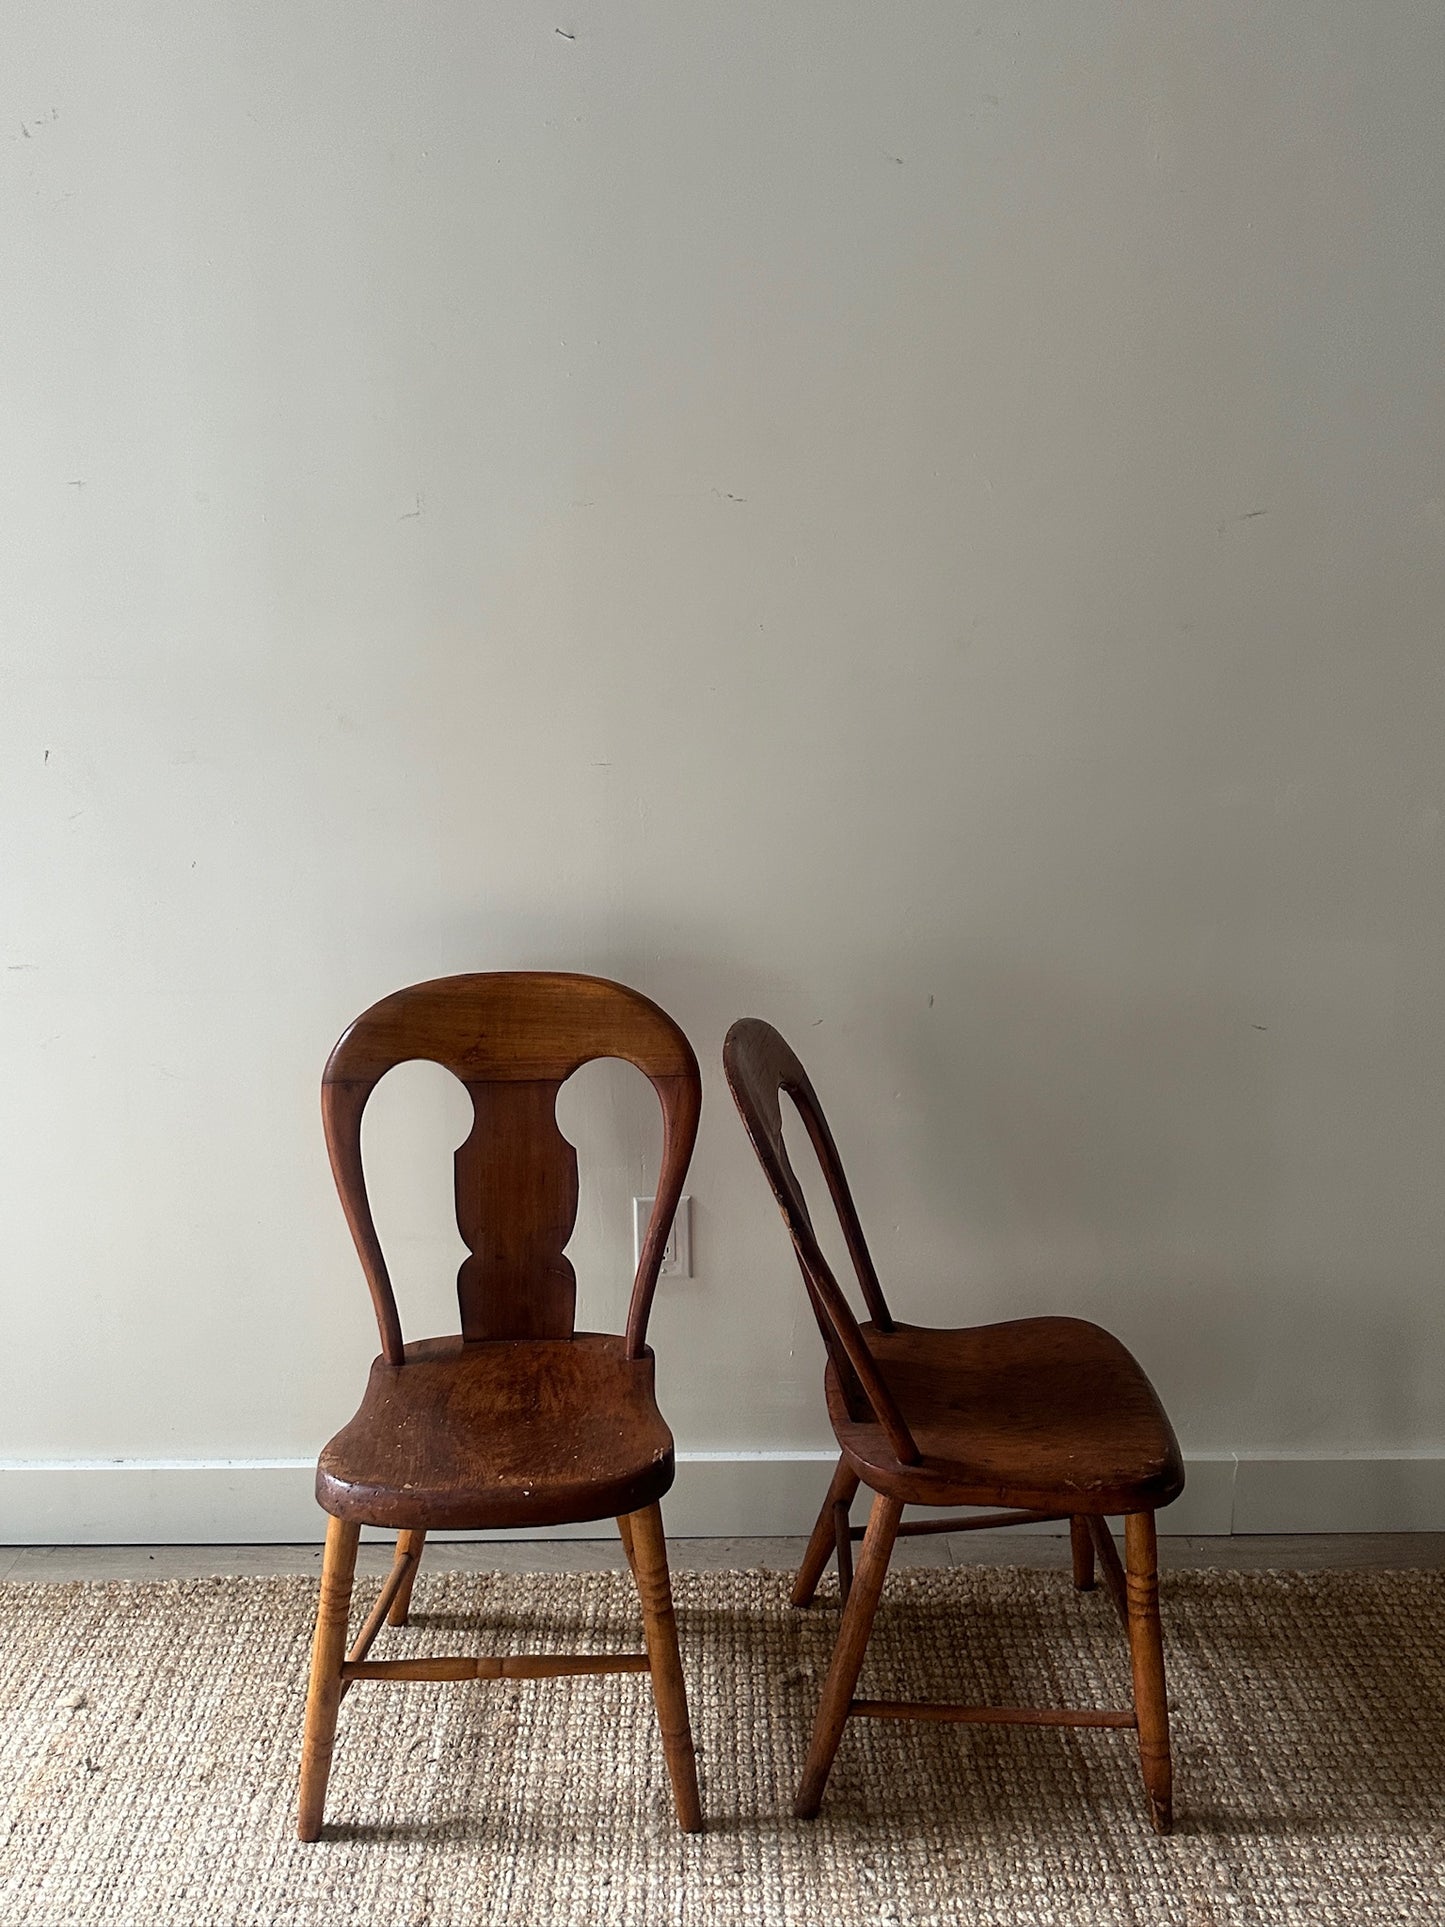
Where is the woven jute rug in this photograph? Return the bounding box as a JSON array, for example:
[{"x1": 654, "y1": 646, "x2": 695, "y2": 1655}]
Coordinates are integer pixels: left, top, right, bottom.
[{"x1": 2, "y1": 1565, "x2": 1443, "y2": 1926}]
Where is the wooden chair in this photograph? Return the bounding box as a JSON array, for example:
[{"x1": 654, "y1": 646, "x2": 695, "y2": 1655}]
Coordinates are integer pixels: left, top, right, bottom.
[
  {"x1": 298, "y1": 972, "x2": 704, "y2": 1840},
  {"x1": 722, "y1": 1018, "x2": 1184, "y2": 1832}
]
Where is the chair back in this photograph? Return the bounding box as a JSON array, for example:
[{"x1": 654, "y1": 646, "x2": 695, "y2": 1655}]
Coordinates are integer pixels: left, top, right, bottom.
[
  {"x1": 722, "y1": 1019, "x2": 920, "y2": 1465},
  {"x1": 323, "y1": 973, "x2": 700, "y2": 1362}
]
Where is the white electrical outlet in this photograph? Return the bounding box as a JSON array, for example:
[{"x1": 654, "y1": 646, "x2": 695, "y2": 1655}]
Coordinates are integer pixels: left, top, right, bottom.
[{"x1": 633, "y1": 1195, "x2": 692, "y2": 1278}]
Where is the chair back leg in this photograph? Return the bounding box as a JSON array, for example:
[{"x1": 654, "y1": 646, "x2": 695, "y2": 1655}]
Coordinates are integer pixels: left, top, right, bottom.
[
  {"x1": 385, "y1": 1530, "x2": 426, "y2": 1626},
  {"x1": 795, "y1": 1491, "x2": 902, "y2": 1818},
  {"x1": 791, "y1": 1456, "x2": 860, "y2": 1607},
  {"x1": 1124, "y1": 1510, "x2": 1172, "y2": 1833},
  {"x1": 625, "y1": 1502, "x2": 704, "y2": 1833},
  {"x1": 1069, "y1": 1515, "x2": 1096, "y2": 1591},
  {"x1": 297, "y1": 1517, "x2": 361, "y2": 1840},
  {"x1": 617, "y1": 1510, "x2": 641, "y2": 1585}
]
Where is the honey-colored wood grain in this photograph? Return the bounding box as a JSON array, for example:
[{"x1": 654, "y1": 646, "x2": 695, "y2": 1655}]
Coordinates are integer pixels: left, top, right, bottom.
[
  {"x1": 626, "y1": 1501, "x2": 704, "y2": 1834},
  {"x1": 297, "y1": 1516, "x2": 359, "y2": 1842},
  {"x1": 342, "y1": 1653, "x2": 652, "y2": 1682},
  {"x1": 851, "y1": 1701, "x2": 1137, "y2": 1728},
  {"x1": 795, "y1": 1493, "x2": 902, "y2": 1818},
  {"x1": 832, "y1": 1498, "x2": 855, "y2": 1604},
  {"x1": 723, "y1": 1016, "x2": 1184, "y2": 1832},
  {"x1": 1086, "y1": 1515, "x2": 1130, "y2": 1630},
  {"x1": 299, "y1": 972, "x2": 704, "y2": 1839},
  {"x1": 336, "y1": 1539, "x2": 423, "y2": 1701},
  {"x1": 1125, "y1": 1510, "x2": 1173, "y2": 1834},
  {"x1": 386, "y1": 1529, "x2": 425, "y2": 1627},
  {"x1": 616, "y1": 1510, "x2": 641, "y2": 1588},
  {"x1": 791, "y1": 1455, "x2": 858, "y2": 1607}
]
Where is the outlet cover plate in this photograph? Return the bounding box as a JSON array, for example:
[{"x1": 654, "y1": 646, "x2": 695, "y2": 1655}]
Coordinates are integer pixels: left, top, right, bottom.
[{"x1": 633, "y1": 1195, "x2": 691, "y2": 1278}]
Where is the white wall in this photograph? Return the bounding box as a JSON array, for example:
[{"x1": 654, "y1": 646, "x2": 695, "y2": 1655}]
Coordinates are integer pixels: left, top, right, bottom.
[{"x1": 5, "y1": 4, "x2": 1445, "y2": 1537}]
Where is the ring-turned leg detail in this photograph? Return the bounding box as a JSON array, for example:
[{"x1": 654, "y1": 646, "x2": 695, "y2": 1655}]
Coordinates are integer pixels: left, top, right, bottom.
[{"x1": 1124, "y1": 1510, "x2": 1172, "y2": 1833}]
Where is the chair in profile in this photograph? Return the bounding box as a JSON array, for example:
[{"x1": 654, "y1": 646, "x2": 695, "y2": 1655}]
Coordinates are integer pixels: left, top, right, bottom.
[
  {"x1": 723, "y1": 1018, "x2": 1184, "y2": 1832},
  {"x1": 297, "y1": 972, "x2": 703, "y2": 1839}
]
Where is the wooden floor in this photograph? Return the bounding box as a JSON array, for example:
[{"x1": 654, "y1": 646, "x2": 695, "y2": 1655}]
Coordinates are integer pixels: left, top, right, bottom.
[{"x1": 3, "y1": 1533, "x2": 1443, "y2": 1584}]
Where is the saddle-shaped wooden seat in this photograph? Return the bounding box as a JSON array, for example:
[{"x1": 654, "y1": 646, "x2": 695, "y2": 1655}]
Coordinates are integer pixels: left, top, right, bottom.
[
  {"x1": 827, "y1": 1316, "x2": 1182, "y2": 1516},
  {"x1": 316, "y1": 1333, "x2": 674, "y2": 1531}
]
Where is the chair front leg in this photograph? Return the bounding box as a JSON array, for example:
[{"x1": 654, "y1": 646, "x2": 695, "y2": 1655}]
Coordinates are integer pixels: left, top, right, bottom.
[
  {"x1": 792, "y1": 1455, "x2": 860, "y2": 1607},
  {"x1": 626, "y1": 1502, "x2": 704, "y2": 1833},
  {"x1": 1124, "y1": 1510, "x2": 1172, "y2": 1833},
  {"x1": 297, "y1": 1516, "x2": 360, "y2": 1841},
  {"x1": 795, "y1": 1491, "x2": 902, "y2": 1819}
]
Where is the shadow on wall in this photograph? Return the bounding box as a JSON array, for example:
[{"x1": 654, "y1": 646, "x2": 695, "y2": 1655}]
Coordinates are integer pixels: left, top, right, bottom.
[
  {"x1": 352, "y1": 926, "x2": 790, "y2": 1343},
  {"x1": 346, "y1": 918, "x2": 1441, "y2": 1456},
  {"x1": 869, "y1": 952, "x2": 1439, "y2": 1453}
]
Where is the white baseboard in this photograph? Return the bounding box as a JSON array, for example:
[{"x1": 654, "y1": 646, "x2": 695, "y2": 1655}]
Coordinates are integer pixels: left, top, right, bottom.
[
  {"x1": 3, "y1": 1451, "x2": 1442, "y2": 1544},
  {"x1": 1229, "y1": 1454, "x2": 1445, "y2": 1533}
]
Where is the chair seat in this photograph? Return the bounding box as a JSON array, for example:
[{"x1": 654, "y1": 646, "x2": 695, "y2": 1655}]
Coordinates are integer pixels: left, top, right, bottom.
[
  {"x1": 316, "y1": 1333, "x2": 675, "y2": 1531},
  {"x1": 827, "y1": 1316, "x2": 1184, "y2": 1515}
]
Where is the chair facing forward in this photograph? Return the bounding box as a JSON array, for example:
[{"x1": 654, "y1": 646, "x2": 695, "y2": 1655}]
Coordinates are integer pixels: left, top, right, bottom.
[
  {"x1": 298, "y1": 972, "x2": 703, "y2": 1839},
  {"x1": 723, "y1": 1018, "x2": 1184, "y2": 1832}
]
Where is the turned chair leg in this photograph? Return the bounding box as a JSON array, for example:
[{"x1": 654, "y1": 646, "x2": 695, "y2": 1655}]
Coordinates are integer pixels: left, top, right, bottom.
[
  {"x1": 1070, "y1": 1515, "x2": 1096, "y2": 1591},
  {"x1": 795, "y1": 1491, "x2": 902, "y2": 1819},
  {"x1": 1124, "y1": 1510, "x2": 1172, "y2": 1833},
  {"x1": 617, "y1": 1510, "x2": 641, "y2": 1586},
  {"x1": 833, "y1": 1499, "x2": 855, "y2": 1605},
  {"x1": 626, "y1": 1502, "x2": 704, "y2": 1833},
  {"x1": 792, "y1": 1455, "x2": 860, "y2": 1607},
  {"x1": 386, "y1": 1529, "x2": 426, "y2": 1627},
  {"x1": 298, "y1": 1516, "x2": 360, "y2": 1841}
]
